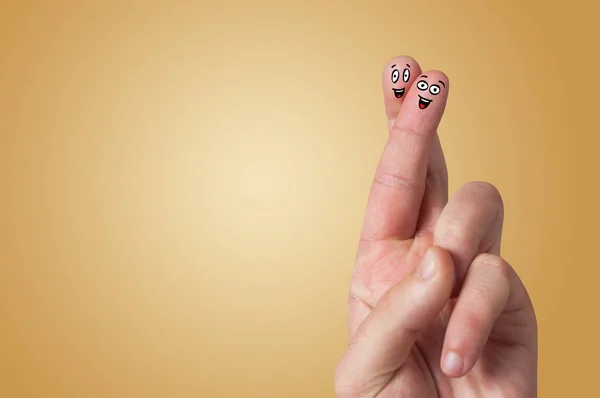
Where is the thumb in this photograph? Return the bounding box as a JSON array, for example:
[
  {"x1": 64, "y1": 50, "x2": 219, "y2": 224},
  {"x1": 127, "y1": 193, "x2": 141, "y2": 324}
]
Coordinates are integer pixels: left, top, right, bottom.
[{"x1": 335, "y1": 247, "x2": 454, "y2": 397}]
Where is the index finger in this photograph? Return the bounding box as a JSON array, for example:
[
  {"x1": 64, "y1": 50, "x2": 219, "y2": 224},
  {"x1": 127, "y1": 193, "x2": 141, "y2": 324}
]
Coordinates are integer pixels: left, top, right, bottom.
[
  {"x1": 383, "y1": 56, "x2": 422, "y2": 121},
  {"x1": 361, "y1": 69, "x2": 450, "y2": 242}
]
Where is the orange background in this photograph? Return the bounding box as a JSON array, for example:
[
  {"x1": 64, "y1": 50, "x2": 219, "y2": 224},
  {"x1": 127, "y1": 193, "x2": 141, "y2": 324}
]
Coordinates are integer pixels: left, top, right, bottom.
[{"x1": 1, "y1": 1, "x2": 598, "y2": 396}]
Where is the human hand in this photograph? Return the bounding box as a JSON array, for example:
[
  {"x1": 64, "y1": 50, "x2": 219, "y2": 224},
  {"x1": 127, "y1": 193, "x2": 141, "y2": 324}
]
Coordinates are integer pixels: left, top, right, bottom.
[{"x1": 334, "y1": 56, "x2": 537, "y2": 397}]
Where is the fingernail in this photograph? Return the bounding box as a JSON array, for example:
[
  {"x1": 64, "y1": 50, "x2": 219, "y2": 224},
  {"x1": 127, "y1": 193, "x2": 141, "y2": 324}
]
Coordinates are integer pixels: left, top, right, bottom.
[
  {"x1": 417, "y1": 248, "x2": 436, "y2": 280},
  {"x1": 443, "y1": 351, "x2": 464, "y2": 376}
]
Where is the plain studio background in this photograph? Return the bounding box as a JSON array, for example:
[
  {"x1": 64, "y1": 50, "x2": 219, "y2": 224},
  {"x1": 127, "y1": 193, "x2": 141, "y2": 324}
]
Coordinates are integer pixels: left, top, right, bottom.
[{"x1": 1, "y1": 1, "x2": 598, "y2": 396}]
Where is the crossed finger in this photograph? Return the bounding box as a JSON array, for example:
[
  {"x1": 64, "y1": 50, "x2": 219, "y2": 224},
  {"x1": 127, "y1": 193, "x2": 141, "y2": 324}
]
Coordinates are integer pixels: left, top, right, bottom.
[{"x1": 360, "y1": 56, "x2": 450, "y2": 243}]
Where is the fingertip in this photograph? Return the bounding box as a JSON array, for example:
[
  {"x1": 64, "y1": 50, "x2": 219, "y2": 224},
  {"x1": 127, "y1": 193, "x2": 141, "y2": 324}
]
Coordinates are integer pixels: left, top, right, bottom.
[
  {"x1": 396, "y1": 69, "x2": 449, "y2": 123},
  {"x1": 419, "y1": 69, "x2": 450, "y2": 91},
  {"x1": 441, "y1": 350, "x2": 465, "y2": 378},
  {"x1": 426, "y1": 246, "x2": 455, "y2": 282},
  {"x1": 427, "y1": 245, "x2": 452, "y2": 263},
  {"x1": 383, "y1": 55, "x2": 420, "y2": 72},
  {"x1": 440, "y1": 253, "x2": 514, "y2": 379},
  {"x1": 412, "y1": 246, "x2": 455, "y2": 299},
  {"x1": 383, "y1": 55, "x2": 422, "y2": 120}
]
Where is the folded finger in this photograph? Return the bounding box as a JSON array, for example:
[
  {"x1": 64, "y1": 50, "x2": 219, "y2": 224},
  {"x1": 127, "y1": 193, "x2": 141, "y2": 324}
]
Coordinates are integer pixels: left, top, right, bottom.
[
  {"x1": 440, "y1": 253, "x2": 511, "y2": 377},
  {"x1": 335, "y1": 247, "x2": 454, "y2": 397}
]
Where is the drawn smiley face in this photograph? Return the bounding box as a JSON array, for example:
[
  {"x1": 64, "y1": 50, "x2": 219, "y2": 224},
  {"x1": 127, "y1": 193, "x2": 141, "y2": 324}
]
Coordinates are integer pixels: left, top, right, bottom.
[
  {"x1": 415, "y1": 75, "x2": 446, "y2": 109},
  {"x1": 390, "y1": 63, "x2": 412, "y2": 98}
]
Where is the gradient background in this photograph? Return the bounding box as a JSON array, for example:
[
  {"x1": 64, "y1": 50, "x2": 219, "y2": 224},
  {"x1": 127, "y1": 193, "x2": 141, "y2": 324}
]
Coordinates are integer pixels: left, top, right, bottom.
[{"x1": 1, "y1": 1, "x2": 598, "y2": 397}]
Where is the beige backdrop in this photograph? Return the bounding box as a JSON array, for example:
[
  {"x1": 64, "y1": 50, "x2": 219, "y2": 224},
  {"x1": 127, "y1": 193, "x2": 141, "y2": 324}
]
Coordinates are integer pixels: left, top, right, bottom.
[{"x1": 1, "y1": 1, "x2": 598, "y2": 397}]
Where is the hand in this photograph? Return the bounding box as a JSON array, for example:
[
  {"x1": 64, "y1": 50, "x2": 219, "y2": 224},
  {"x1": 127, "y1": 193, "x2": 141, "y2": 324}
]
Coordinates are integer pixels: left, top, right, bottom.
[{"x1": 334, "y1": 56, "x2": 538, "y2": 397}]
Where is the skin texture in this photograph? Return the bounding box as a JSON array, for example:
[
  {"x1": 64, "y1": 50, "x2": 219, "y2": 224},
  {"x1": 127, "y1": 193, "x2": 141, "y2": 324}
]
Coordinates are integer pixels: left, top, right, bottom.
[{"x1": 334, "y1": 56, "x2": 538, "y2": 397}]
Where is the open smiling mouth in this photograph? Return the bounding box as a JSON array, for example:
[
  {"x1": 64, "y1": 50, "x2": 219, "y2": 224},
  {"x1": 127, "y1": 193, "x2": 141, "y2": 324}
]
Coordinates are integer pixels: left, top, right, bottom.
[
  {"x1": 393, "y1": 88, "x2": 405, "y2": 98},
  {"x1": 418, "y1": 95, "x2": 432, "y2": 109}
]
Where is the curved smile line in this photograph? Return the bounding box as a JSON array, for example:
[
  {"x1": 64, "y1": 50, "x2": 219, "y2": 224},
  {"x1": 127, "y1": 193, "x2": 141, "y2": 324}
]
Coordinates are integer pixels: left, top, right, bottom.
[
  {"x1": 393, "y1": 88, "x2": 405, "y2": 98},
  {"x1": 418, "y1": 95, "x2": 432, "y2": 109}
]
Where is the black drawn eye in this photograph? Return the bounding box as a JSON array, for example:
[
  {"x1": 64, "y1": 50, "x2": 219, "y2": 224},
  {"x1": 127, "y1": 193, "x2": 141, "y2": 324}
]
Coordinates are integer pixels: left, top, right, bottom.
[
  {"x1": 429, "y1": 84, "x2": 441, "y2": 95},
  {"x1": 417, "y1": 80, "x2": 428, "y2": 91},
  {"x1": 403, "y1": 68, "x2": 410, "y2": 83},
  {"x1": 392, "y1": 69, "x2": 400, "y2": 83}
]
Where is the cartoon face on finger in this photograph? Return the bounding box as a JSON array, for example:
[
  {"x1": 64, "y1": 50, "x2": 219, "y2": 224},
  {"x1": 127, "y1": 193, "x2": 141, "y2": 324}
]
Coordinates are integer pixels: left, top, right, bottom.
[
  {"x1": 382, "y1": 56, "x2": 424, "y2": 120},
  {"x1": 390, "y1": 62, "x2": 413, "y2": 99},
  {"x1": 415, "y1": 74, "x2": 446, "y2": 109}
]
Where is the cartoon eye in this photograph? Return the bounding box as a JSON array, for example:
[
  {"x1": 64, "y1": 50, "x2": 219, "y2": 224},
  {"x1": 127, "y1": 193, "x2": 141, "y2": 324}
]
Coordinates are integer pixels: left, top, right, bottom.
[
  {"x1": 417, "y1": 80, "x2": 428, "y2": 91},
  {"x1": 391, "y1": 69, "x2": 400, "y2": 83},
  {"x1": 429, "y1": 84, "x2": 441, "y2": 95},
  {"x1": 403, "y1": 68, "x2": 410, "y2": 83}
]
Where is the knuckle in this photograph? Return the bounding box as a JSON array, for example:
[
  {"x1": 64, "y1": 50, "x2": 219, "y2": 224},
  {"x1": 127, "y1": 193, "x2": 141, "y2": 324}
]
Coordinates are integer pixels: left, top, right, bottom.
[
  {"x1": 437, "y1": 216, "x2": 476, "y2": 250},
  {"x1": 461, "y1": 181, "x2": 504, "y2": 213},
  {"x1": 334, "y1": 363, "x2": 378, "y2": 398},
  {"x1": 374, "y1": 171, "x2": 423, "y2": 191},
  {"x1": 463, "y1": 307, "x2": 485, "y2": 330},
  {"x1": 333, "y1": 365, "x2": 350, "y2": 397},
  {"x1": 333, "y1": 356, "x2": 358, "y2": 398},
  {"x1": 471, "y1": 273, "x2": 495, "y2": 303},
  {"x1": 470, "y1": 254, "x2": 512, "y2": 300},
  {"x1": 463, "y1": 181, "x2": 502, "y2": 202},
  {"x1": 390, "y1": 124, "x2": 429, "y2": 138},
  {"x1": 473, "y1": 253, "x2": 510, "y2": 278}
]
